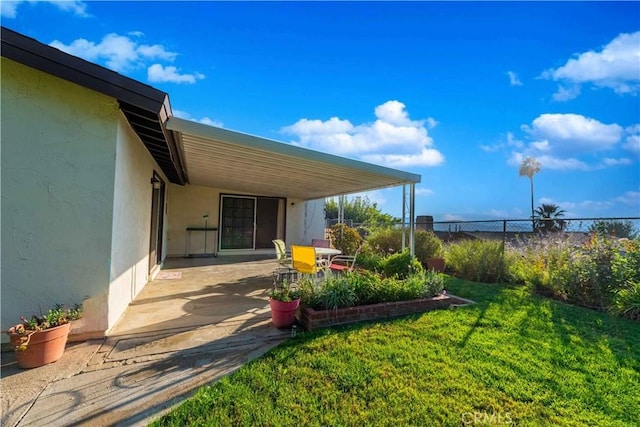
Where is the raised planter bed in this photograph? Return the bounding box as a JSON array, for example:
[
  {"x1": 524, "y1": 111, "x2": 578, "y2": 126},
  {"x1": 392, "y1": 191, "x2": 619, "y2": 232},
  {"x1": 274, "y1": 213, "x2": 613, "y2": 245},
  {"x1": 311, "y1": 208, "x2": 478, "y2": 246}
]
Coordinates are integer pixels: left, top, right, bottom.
[{"x1": 296, "y1": 293, "x2": 474, "y2": 331}]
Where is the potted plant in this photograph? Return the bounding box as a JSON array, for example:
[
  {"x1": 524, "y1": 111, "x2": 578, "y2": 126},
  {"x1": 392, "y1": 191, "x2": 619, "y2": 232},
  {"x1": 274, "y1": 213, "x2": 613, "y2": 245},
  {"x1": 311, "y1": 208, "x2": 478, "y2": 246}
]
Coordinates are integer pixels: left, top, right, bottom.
[
  {"x1": 7, "y1": 304, "x2": 83, "y2": 369},
  {"x1": 269, "y1": 279, "x2": 300, "y2": 329}
]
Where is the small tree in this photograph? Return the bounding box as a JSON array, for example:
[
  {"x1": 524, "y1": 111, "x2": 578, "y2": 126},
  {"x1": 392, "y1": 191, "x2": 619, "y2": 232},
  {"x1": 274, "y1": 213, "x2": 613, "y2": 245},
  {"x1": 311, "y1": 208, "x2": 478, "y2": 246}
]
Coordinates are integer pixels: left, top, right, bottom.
[
  {"x1": 534, "y1": 203, "x2": 566, "y2": 233},
  {"x1": 325, "y1": 196, "x2": 398, "y2": 228},
  {"x1": 589, "y1": 219, "x2": 638, "y2": 239}
]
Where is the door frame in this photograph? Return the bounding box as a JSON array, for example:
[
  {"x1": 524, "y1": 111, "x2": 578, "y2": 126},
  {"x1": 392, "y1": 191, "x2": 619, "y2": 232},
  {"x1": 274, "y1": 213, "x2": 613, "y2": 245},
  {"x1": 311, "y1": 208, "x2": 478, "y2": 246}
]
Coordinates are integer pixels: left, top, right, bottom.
[
  {"x1": 149, "y1": 172, "x2": 165, "y2": 273},
  {"x1": 218, "y1": 193, "x2": 287, "y2": 253}
]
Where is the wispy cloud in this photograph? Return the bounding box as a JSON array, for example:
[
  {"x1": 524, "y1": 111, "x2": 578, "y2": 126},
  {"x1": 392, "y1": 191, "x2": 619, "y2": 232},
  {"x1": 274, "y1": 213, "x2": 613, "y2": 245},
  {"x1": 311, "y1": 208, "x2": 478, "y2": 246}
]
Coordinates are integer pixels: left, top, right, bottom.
[
  {"x1": 540, "y1": 191, "x2": 640, "y2": 216},
  {"x1": 148, "y1": 64, "x2": 205, "y2": 84},
  {"x1": 542, "y1": 31, "x2": 640, "y2": 100},
  {"x1": 1, "y1": 0, "x2": 88, "y2": 18},
  {"x1": 173, "y1": 110, "x2": 223, "y2": 127},
  {"x1": 506, "y1": 71, "x2": 522, "y2": 86},
  {"x1": 282, "y1": 100, "x2": 444, "y2": 168},
  {"x1": 415, "y1": 187, "x2": 434, "y2": 196}
]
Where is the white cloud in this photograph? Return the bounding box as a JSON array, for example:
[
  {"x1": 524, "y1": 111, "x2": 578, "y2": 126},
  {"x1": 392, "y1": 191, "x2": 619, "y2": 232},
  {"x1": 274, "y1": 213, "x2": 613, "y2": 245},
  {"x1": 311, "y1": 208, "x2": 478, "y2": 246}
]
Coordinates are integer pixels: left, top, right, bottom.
[
  {"x1": 1, "y1": 1, "x2": 88, "y2": 18},
  {"x1": 623, "y1": 135, "x2": 640, "y2": 153},
  {"x1": 1, "y1": 1, "x2": 20, "y2": 17},
  {"x1": 542, "y1": 31, "x2": 640, "y2": 99},
  {"x1": 442, "y1": 214, "x2": 466, "y2": 221},
  {"x1": 601, "y1": 157, "x2": 633, "y2": 167},
  {"x1": 507, "y1": 114, "x2": 636, "y2": 171},
  {"x1": 198, "y1": 117, "x2": 223, "y2": 127},
  {"x1": 552, "y1": 85, "x2": 581, "y2": 102},
  {"x1": 426, "y1": 117, "x2": 438, "y2": 129},
  {"x1": 523, "y1": 113, "x2": 623, "y2": 154},
  {"x1": 147, "y1": 64, "x2": 204, "y2": 84},
  {"x1": 363, "y1": 148, "x2": 444, "y2": 168},
  {"x1": 626, "y1": 124, "x2": 640, "y2": 134},
  {"x1": 50, "y1": 33, "x2": 178, "y2": 72},
  {"x1": 507, "y1": 71, "x2": 522, "y2": 86},
  {"x1": 615, "y1": 191, "x2": 640, "y2": 207},
  {"x1": 282, "y1": 101, "x2": 443, "y2": 168},
  {"x1": 415, "y1": 188, "x2": 434, "y2": 196},
  {"x1": 52, "y1": 0, "x2": 88, "y2": 16},
  {"x1": 173, "y1": 110, "x2": 223, "y2": 127},
  {"x1": 542, "y1": 191, "x2": 640, "y2": 216},
  {"x1": 508, "y1": 152, "x2": 589, "y2": 171}
]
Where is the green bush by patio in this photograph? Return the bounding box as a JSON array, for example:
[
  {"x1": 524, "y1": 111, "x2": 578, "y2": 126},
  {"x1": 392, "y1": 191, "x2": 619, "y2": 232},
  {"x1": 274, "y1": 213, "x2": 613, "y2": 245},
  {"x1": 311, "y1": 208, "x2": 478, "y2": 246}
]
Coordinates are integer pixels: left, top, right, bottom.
[{"x1": 152, "y1": 278, "x2": 639, "y2": 426}]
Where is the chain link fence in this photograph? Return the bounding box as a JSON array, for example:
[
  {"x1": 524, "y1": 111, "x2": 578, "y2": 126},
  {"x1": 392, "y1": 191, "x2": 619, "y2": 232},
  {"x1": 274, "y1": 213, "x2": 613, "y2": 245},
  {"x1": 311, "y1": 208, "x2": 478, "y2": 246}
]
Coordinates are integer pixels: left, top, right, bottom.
[{"x1": 327, "y1": 217, "x2": 640, "y2": 244}]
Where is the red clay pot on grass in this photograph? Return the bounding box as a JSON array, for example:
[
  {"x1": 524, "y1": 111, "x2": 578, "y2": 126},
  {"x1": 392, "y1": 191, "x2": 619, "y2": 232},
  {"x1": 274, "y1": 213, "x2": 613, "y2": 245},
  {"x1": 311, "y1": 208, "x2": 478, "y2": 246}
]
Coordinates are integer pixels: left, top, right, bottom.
[
  {"x1": 10, "y1": 323, "x2": 71, "y2": 369},
  {"x1": 269, "y1": 298, "x2": 300, "y2": 329}
]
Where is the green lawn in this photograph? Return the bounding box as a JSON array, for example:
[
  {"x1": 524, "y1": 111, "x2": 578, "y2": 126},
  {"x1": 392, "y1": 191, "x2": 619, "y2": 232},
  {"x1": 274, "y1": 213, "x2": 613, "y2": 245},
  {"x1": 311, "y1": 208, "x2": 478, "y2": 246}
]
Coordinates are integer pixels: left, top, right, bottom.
[{"x1": 153, "y1": 279, "x2": 640, "y2": 426}]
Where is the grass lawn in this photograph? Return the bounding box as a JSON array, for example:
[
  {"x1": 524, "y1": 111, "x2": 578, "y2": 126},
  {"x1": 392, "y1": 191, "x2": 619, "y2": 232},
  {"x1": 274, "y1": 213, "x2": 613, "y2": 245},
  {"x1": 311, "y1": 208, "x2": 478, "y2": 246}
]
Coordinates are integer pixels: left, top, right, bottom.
[{"x1": 153, "y1": 279, "x2": 640, "y2": 426}]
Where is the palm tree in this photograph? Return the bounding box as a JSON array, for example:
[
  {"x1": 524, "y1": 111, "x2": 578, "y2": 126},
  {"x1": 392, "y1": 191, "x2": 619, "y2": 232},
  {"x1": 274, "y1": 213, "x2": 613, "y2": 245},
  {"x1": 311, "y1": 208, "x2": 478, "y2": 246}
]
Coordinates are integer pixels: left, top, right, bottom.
[
  {"x1": 519, "y1": 157, "x2": 541, "y2": 231},
  {"x1": 534, "y1": 203, "x2": 566, "y2": 233}
]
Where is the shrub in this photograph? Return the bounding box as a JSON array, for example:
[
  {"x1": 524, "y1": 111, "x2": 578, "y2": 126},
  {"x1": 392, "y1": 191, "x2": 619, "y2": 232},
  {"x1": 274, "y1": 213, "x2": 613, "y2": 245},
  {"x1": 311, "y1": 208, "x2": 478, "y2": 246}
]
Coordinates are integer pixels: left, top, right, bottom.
[
  {"x1": 509, "y1": 234, "x2": 639, "y2": 316},
  {"x1": 366, "y1": 227, "x2": 402, "y2": 256},
  {"x1": 300, "y1": 270, "x2": 446, "y2": 310},
  {"x1": 609, "y1": 282, "x2": 640, "y2": 320},
  {"x1": 382, "y1": 250, "x2": 423, "y2": 279},
  {"x1": 414, "y1": 230, "x2": 444, "y2": 264},
  {"x1": 445, "y1": 239, "x2": 511, "y2": 283},
  {"x1": 610, "y1": 238, "x2": 640, "y2": 320},
  {"x1": 329, "y1": 224, "x2": 363, "y2": 256},
  {"x1": 366, "y1": 227, "x2": 444, "y2": 266},
  {"x1": 315, "y1": 275, "x2": 358, "y2": 310},
  {"x1": 612, "y1": 237, "x2": 640, "y2": 287},
  {"x1": 355, "y1": 249, "x2": 385, "y2": 273},
  {"x1": 589, "y1": 219, "x2": 638, "y2": 239}
]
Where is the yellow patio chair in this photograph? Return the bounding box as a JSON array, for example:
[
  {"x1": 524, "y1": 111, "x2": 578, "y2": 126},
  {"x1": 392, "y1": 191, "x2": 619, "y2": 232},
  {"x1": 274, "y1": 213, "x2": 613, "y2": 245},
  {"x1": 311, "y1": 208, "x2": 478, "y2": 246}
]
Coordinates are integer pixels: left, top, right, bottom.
[{"x1": 291, "y1": 245, "x2": 329, "y2": 278}]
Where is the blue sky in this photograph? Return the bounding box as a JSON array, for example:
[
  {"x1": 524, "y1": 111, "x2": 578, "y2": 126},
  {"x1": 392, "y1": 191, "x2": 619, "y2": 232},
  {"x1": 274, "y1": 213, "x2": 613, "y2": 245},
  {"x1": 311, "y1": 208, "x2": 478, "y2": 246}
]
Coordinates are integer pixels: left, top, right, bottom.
[{"x1": 3, "y1": 1, "x2": 639, "y2": 221}]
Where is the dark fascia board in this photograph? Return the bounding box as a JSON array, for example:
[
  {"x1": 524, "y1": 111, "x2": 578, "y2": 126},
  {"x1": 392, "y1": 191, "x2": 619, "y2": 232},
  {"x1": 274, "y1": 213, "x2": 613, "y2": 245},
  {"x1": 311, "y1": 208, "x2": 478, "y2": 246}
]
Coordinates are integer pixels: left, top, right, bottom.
[{"x1": 1, "y1": 26, "x2": 186, "y2": 185}]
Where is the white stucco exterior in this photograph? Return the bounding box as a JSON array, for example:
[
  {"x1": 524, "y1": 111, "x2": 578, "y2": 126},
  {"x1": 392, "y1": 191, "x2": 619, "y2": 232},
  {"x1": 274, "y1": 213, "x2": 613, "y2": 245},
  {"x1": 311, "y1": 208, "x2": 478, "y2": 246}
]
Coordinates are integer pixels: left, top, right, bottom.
[
  {"x1": 286, "y1": 199, "x2": 326, "y2": 246},
  {"x1": 1, "y1": 58, "x2": 118, "y2": 339},
  {"x1": 1, "y1": 58, "x2": 170, "y2": 340},
  {"x1": 107, "y1": 114, "x2": 169, "y2": 331}
]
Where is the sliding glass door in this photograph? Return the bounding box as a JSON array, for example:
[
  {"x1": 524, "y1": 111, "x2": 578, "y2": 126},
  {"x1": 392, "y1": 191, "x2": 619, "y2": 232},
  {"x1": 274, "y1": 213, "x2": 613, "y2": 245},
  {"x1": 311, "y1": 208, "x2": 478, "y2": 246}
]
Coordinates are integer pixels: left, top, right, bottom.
[
  {"x1": 219, "y1": 195, "x2": 283, "y2": 251},
  {"x1": 220, "y1": 196, "x2": 255, "y2": 250}
]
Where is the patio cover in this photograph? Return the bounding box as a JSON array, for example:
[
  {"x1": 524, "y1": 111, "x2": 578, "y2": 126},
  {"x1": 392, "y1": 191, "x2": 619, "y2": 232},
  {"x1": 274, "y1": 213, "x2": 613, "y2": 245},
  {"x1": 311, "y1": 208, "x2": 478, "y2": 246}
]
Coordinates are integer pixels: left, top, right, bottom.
[{"x1": 166, "y1": 117, "x2": 421, "y2": 200}]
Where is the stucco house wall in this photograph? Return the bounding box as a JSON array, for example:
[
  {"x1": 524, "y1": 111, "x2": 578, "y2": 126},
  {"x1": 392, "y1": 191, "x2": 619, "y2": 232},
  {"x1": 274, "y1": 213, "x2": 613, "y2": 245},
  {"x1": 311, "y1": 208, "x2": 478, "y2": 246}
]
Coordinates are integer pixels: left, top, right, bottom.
[
  {"x1": 107, "y1": 115, "x2": 169, "y2": 331},
  {"x1": 1, "y1": 58, "x2": 118, "y2": 338},
  {"x1": 1, "y1": 58, "x2": 170, "y2": 340},
  {"x1": 166, "y1": 184, "x2": 219, "y2": 257},
  {"x1": 287, "y1": 199, "x2": 326, "y2": 245}
]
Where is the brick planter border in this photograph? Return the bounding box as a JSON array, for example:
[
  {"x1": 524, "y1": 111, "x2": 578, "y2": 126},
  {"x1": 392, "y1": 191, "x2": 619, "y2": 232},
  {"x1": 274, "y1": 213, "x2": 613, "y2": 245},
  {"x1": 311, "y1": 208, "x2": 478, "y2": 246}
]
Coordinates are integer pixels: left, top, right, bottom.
[{"x1": 296, "y1": 294, "x2": 474, "y2": 331}]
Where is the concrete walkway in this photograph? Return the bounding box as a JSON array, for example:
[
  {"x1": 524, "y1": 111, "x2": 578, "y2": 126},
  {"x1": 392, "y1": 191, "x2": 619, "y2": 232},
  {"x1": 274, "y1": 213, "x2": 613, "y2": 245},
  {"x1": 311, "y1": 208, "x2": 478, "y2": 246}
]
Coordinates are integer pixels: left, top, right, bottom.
[{"x1": 1, "y1": 256, "x2": 290, "y2": 426}]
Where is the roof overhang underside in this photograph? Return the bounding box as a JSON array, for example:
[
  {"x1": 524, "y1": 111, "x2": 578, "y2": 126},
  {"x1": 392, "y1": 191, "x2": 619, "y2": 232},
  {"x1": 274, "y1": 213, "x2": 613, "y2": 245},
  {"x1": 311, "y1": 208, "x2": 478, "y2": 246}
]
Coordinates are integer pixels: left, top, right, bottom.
[{"x1": 166, "y1": 117, "x2": 421, "y2": 200}]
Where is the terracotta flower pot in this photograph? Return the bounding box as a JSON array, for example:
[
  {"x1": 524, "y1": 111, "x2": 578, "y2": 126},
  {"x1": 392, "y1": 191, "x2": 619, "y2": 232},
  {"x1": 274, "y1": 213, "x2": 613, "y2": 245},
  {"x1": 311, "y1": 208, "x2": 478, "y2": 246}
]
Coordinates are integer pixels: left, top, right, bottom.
[
  {"x1": 10, "y1": 323, "x2": 71, "y2": 369},
  {"x1": 269, "y1": 298, "x2": 300, "y2": 329}
]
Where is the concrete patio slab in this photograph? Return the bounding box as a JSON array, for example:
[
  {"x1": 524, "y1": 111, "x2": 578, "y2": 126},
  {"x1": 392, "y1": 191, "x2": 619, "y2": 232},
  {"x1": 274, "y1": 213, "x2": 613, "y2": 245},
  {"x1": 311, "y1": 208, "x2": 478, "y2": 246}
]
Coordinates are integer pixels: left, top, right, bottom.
[{"x1": 1, "y1": 256, "x2": 290, "y2": 426}]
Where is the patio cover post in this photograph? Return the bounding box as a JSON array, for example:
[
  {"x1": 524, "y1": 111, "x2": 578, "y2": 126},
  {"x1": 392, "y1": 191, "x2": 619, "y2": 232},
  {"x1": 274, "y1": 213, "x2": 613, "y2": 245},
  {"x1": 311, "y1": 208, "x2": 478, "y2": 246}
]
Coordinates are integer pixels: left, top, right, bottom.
[
  {"x1": 409, "y1": 183, "x2": 415, "y2": 257},
  {"x1": 401, "y1": 185, "x2": 406, "y2": 249}
]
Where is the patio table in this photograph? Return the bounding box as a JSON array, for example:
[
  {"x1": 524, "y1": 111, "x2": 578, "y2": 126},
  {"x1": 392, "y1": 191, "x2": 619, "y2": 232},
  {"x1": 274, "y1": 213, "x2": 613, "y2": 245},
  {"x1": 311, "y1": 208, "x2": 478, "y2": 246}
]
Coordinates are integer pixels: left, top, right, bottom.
[{"x1": 314, "y1": 247, "x2": 341, "y2": 262}]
